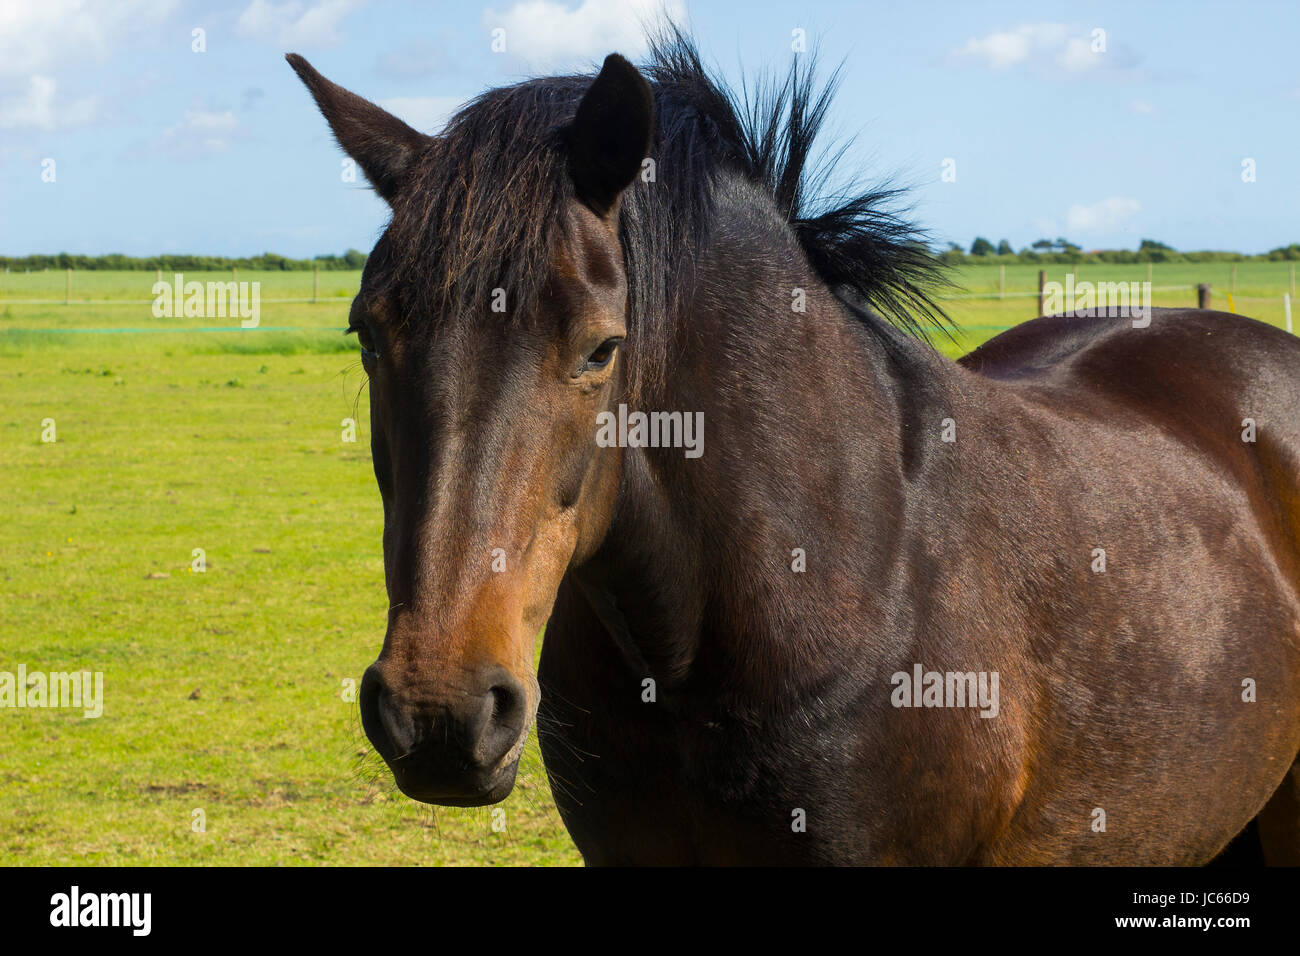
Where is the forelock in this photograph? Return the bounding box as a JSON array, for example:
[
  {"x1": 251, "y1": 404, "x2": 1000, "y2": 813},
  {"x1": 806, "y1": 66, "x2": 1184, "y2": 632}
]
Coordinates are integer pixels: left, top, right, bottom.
[{"x1": 375, "y1": 79, "x2": 585, "y2": 329}]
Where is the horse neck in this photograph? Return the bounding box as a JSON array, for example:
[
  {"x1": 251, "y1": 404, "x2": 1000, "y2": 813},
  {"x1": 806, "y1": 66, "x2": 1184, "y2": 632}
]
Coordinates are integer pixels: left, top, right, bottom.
[{"x1": 580, "y1": 174, "x2": 955, "y2": 702}]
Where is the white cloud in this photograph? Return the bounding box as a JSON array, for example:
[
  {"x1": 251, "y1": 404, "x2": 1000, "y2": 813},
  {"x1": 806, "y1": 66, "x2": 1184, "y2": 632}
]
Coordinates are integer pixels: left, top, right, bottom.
[
  {"x1": 1057, "y1": 36, "x2": 1101, "y2": 73},
  {"x1": 0, "y1": 0, "x2": 177, "y2": 75},
  {"x1": 954, "y1": 23, "x2": 1119, "y2": 76},
  {"x1": 235, "y1": 0, "x2": 364, "y2": 48},
  {"x1": 0, "y1": 0, "x2": 173, "y2": 131},
  {"x1": 483, "y1": 0, "x2": 686, "y2": 67},
  {"x1": 1065, "y1": 197, "x2": 1141, "y2": 233},
  {"x1": 956, "y1": 23, "x2": 1065, "y2": 71},
  {"x1": 0, "y1": 74, "x2": 97, "y2": 129},
  {"x1": 958, "y1": 29, "x2": 1027, "y2": 70},
  {"x1": 379, "y1": 96, "x2": 464, "y2": 135},
  {"x1": 152, "y1": 108, "x2": 242, "y2": 159},
  {"x1": 1128, "y1": 99, "x2": 1155, "y2": 115}
]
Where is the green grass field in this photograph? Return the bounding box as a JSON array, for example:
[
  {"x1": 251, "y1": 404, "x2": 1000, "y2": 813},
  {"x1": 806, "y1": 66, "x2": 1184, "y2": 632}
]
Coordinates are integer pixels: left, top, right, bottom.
[{"x1": 2, "y1": 262, "x2": 1295, "y2": 865}]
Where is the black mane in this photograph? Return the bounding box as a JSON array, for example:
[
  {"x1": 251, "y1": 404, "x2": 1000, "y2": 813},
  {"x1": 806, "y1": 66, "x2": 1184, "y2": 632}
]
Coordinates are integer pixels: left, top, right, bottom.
[
  {"x1": 376, "y1": 29, "x2": 950, "y2": 389},
  {"x1": 642, "y1": 32, "x2": 951, "y2": 340}
]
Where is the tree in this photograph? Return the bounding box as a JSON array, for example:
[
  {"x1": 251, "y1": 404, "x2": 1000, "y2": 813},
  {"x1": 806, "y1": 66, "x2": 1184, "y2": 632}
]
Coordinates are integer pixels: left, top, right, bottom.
[
  {"x1": 969, "y1": 237, "x2": 995, "y2": 256},
  {"x1": 939, "y1": 242, "x2": 966, "y2": 265},
  {"x1": 996, "y1": 239, "x2": 1013, "y2": 256},
  {"x1": 1137, "y1": 238, "x2": 1179, "y2": 263}
]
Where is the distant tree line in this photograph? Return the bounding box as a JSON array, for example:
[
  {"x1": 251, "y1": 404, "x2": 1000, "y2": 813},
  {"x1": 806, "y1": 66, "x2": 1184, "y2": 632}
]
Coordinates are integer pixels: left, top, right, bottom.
[
  {"x1": 5, "y1": 240, "x2": 1300, "y2": 272},
  {"x1": 939, "y1": 238, "x2": 1300, "y2": 266},
  {"x1": 0, "y1": 250, "x2": 368, "y2": 271}
]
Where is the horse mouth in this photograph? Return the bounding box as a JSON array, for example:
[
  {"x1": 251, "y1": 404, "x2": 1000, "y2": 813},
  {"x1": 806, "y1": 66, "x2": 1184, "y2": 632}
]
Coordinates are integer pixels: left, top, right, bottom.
[{"x1": 387, "y1": 755, "x2": 521, "y2": 807}]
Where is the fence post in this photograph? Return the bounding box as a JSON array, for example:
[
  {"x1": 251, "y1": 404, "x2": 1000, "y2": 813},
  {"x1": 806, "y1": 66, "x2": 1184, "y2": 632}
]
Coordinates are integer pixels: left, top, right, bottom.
[
  {"x1": 65, "y1": 267, "x2": 71, "y2": 305},
  {"x1": 1037, "y1": 269, "x2": 1046, "y2": 316},
  {"x1": 1197, "y1": 283, "x2": 1211, "y2": 309},
  {"x1": 313, "y1": 265, "x2": 319, "y2": 304},
  {"x1": 1230, "y1": 264, "x2": 1237, "y2": 295},
  {"x1": 1285, "y1": 293, "x2": 1293, "y2": 334},
  {"x1": 1291, "y1": 262, "x2": 1296, "y2": 298},
  {"x1": 999, "y1": 263, "x2": 1005, "y2": 300}
]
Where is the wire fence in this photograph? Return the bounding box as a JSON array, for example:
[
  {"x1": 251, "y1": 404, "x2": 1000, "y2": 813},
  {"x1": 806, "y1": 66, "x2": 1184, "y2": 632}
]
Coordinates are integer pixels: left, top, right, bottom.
[
  {"x1": 935, "y1": 284, "x2": 1196, "y2": 300},
  {"x1": 0, "y1": 297, "x2": 328, "y2": 306},
  {"x1": 2, "y1": 267, "x2": 1295, "y2": 336}
]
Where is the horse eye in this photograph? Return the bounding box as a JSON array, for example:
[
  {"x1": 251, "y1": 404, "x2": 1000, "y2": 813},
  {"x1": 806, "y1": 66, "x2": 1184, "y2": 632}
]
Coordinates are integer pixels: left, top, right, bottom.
[
  {"x1": 583, "y1": 337, "x2": 622, "y2": 372},
  {"x1": 348, "y1": 323, "x2": 378, "y2": 361}
]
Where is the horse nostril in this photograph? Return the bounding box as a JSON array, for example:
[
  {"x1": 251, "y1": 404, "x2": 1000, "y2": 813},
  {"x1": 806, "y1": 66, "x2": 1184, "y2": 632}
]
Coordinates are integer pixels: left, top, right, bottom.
[
  {"x1": 489, "y1": 682, "x2": 526, "y2": 727},
  {"x1": 360, "y1": 666, "x2": 398, "y2": 762},
  {"x1": 472, "y1": 680, "x2": 528, "y2": 768}
]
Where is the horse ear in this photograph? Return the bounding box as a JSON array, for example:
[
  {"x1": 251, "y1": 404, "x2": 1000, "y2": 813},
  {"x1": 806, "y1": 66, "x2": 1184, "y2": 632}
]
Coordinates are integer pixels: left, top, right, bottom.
[
  {"x1": 286, "y1": 53, "x2": 428, "y2": 205},
  {"x1": 566, "y1": 53, "x2": 654, "y2": 218}
]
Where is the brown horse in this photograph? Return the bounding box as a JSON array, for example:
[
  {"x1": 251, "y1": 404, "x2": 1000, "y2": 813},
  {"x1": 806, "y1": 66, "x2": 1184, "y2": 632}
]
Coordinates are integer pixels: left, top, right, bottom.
[{"x1": 289, "y1": 34, "x2": 1300, "y2": 864}]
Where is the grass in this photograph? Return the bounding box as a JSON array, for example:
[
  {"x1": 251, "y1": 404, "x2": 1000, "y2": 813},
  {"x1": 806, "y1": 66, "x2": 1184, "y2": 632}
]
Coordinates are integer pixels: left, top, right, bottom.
[
  {"x1": 1, "y1": 264, "x2": 1295, "y2": 865},
  {"x1": 935, "y1": 259, "x2": 1297, "y2": 355},
  {"x1": 0, "y1": 276, "x2": 576, "y2": 865}
]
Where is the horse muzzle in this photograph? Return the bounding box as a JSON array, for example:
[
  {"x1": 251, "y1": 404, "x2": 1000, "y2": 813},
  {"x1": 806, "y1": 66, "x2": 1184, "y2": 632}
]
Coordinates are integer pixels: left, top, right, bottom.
[{"x1": 359, "y1": 663, "x2": 531, "y2": 806}]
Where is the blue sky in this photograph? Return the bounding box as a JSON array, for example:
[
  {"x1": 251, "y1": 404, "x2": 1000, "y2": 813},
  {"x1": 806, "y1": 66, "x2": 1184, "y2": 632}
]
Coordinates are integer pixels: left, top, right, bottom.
[{"x1": 2, "y1": 0, "x2": 1297, "y2": 257}]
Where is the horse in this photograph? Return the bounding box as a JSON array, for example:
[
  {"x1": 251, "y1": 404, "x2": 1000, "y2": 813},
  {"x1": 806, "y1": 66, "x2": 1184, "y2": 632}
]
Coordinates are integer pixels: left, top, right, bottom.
[{"x1": 288, "y1": 33, "x2": 1300, "y2": 865}]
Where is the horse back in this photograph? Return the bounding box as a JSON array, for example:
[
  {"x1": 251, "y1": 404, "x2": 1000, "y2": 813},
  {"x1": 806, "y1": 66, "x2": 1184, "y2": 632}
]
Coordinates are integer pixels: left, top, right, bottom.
[{"x1": 962, "y1": 308, "x2": 1300, "y2": 555}]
